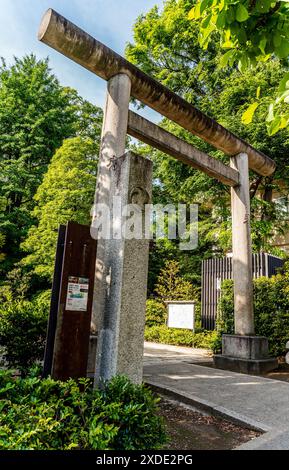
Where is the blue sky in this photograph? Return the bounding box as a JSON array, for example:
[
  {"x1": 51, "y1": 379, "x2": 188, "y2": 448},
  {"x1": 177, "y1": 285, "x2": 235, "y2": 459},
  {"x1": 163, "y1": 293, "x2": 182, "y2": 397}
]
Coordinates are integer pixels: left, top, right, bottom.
[{"x1": 0, "y1": 0, "x2": 164, "y2": 121}]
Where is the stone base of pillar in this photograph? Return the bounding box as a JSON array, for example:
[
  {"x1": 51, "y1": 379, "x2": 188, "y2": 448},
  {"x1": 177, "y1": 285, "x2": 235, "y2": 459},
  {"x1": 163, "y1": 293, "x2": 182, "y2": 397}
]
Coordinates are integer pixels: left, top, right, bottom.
[
  {"x1": 213, "y1": 334, "x2": 278, "y2": 375},
  {"x1": 214, "y1": 355, "x2": 278, "y2": 375}
]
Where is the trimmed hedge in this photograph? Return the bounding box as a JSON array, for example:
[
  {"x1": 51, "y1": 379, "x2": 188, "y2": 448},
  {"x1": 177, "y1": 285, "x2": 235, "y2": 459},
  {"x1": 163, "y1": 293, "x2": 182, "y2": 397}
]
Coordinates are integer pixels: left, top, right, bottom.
[
  {"x1": 0, "y1": 371, "x2": 167, "y2": 450},
  {"x1": 218, "y1": 276, "x2": 289, "y2": 357},
  {"x1": 145, "y1": 299, "x2": 167, "y2": 327},
  {"x1": 145, "y1": 324, "x2": 218, "y2": 350}
]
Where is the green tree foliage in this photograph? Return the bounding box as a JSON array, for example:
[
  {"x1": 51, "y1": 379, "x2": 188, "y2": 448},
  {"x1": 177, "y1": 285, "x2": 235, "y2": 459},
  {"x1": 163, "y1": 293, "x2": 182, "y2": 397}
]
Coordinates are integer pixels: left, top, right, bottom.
[
  {"x1": 188, "y1": 0, "x2": 289, "y2": 59},
  {"x1": 188, "y1": 0, "x2": 289, "y2": 133},
  {"x1": 0, "y1": 291, "x2": 50, "y2": 373},
  {"x1": 147, "y1": 235, "x2": 212, "y2": 295},
  {"x1": 155, "y1": 260, "x2": 197, "y2": 301},
  {"x1": 126, "y1": 0, "x2": 223, "y2": 101},
  {"x1": 0, "y1": 55, "x2": 102, "y2": 275},
  {"x1": 210, "y1": 60, "x2": 289, "y2": 252},
  {"x1": 21, "y1": 137, "x2": 99, "y2": 281},
  {"x1": 0, "y1": 232, "x2": 5, "y2": 263},
  {"x1": 0, "y1": 372, "x2": 167, "y2": 450},
  {"x1": 0, "y1": 267, "x2": 36, "y2": 302}
]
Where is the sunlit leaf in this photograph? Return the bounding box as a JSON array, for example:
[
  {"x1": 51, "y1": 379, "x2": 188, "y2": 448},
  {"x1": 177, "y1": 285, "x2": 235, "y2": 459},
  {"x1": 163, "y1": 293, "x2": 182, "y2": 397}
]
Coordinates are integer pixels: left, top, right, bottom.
[
  {"x1": 259, "y1": 38, "x2": 267, "y2": 55},
  {"x1": 268, "y1": 117, "x2": 281, "y2": 136},
  {"x1": 266, "y1": 103, "x2": 274, "y2": 123},
  {"x1": 194, "y1": 2, "x2": 201, "y2": 19},
  {"x1": 242, "y1": 102, "x2": 259, "y2": 125},
  {"x1": 276, "y1": 89, "x2": 289, "y2": 103},
  {"x1": 238, "y1": 54, "x2": 249, "y2": 72},
  {"x1": 199, "y1": 23, "x2": 216, "y2": 48},
  {"x1": 279, "y1": 116, "x2": 288, "y2": 128},
  {"x1": 257, "y1": 54, "x2": 271, "y2": 63},
  {"x1": 188, "y1": 7, "x2": 195, "y2": 20},
  {"x1": 222, "y1": 40, "x2": 235, "y2": 48},
  {"x1": 278, "y1": 72, "x2": 289, "y2": 92},
  {"x1": 219, "y1": 49, "x2": 235, "y2": 67},
  {"x1": 219, "y1": 0, "x2": 225, "y2": 11}
]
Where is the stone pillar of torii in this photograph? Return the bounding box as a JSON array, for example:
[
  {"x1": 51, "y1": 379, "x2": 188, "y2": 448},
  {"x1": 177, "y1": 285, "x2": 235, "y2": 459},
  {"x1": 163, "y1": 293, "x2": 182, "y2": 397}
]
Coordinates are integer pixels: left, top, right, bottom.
[{"x1": 38, "y1": 9, "x2": 278, "y2": 382}]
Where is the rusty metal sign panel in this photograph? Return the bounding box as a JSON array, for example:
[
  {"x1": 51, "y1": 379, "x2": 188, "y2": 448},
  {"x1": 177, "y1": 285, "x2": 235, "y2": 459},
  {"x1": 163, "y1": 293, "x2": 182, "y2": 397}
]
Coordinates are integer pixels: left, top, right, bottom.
[{"x1": 43, "y1": 222, "x2": 97, "y2": 381}]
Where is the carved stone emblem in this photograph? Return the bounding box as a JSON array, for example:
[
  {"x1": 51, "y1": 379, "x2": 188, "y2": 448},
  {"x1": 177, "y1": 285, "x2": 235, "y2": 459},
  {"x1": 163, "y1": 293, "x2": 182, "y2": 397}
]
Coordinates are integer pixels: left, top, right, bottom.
[{"x1": 129, "y1": 186, "x2": 150, "y2": 209}]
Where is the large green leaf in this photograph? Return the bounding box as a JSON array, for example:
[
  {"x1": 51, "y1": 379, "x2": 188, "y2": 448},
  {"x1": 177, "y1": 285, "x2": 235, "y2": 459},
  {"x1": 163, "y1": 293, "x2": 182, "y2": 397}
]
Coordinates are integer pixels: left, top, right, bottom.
[
  {"x1": 278, "y1": 71, "x2": 289, "y2": 92},
  {"x1": 266, "y1": 103, "x2": 274, "y2": 123},
  {"x1": 268, "y1": 116, "x2": 281, "y2": 135},
  {"x1": 276, "y1": 41, "x2": 289, "y2": 59},
  {"x1": 236, "y1": 4, "x2": 249, "y2": 22},
  {"x1": 219, "y1": 49, "x2": 235, "y2": 67}
]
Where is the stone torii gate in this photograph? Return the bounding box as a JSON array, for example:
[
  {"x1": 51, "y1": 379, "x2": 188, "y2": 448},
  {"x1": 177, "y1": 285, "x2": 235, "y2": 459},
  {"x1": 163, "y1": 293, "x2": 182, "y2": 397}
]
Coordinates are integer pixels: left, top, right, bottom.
[{"x1": 38, "y1": 9, "x2": 278, "y2": 384}]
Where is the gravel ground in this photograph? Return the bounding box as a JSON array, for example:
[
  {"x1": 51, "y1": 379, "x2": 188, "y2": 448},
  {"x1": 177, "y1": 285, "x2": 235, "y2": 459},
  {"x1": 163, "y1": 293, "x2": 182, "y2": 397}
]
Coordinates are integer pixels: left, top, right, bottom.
[{"x1": 158, "y1": 397, "x2": 261, "y2": 450}]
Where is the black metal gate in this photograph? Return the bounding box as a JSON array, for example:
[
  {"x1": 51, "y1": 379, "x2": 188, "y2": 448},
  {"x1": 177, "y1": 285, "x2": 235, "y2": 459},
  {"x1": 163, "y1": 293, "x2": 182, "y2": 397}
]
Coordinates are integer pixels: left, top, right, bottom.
[{"x1": 201, "y1": 253, "x2": 284, "y2": 330}]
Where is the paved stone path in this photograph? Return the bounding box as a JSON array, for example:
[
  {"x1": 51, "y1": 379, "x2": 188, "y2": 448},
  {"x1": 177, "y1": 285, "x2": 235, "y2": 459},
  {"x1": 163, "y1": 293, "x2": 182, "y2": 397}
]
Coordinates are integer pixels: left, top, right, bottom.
[{"x1": 143, "y1": 342, "x2": 289, "y2": 450}]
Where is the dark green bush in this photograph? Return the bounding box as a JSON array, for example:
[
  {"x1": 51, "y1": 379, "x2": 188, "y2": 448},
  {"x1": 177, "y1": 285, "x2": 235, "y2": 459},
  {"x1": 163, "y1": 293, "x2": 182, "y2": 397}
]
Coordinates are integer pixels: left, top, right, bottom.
[
  {"x1": 145, "y1": 324, "x2": 218, "y2": 350},
  {"x1": 145, "y1": 299, "x2": 167, "y2": 327},
  {"x1": 0, "y1": 292, "x2": 50, "y2": 373},
  {"x1": 0, "y1": 371, "x2": 167, "y2": 450},
  {"x1": 218, "y1": 276, "x2": 289, "y2": 357}
]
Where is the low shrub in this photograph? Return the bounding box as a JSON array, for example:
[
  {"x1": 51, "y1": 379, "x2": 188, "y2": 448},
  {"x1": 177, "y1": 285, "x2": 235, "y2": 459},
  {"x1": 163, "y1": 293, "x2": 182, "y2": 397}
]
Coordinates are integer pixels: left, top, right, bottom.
[
  {"x1": 0, "y1": 292, "x2": 50, "y2": 373},
  {"x1": 218, "y1": 276, "x2": 289, "y2": 357},
  {"x1": 0, "y1": 371, "x2": 167, "y2": 450},
  {"x1": 145, "y1": 299, "x2": 167, "y2": 327},
  {"x1": 145, "y1": 324, "x2": 218, "y2": 350}
]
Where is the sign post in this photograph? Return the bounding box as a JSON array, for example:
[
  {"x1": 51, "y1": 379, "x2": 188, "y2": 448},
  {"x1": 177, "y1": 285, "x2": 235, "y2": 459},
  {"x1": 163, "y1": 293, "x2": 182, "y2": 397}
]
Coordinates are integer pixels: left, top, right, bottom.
[{"x1": 42, "y1": 225, "x2": 66, "y2": 378}]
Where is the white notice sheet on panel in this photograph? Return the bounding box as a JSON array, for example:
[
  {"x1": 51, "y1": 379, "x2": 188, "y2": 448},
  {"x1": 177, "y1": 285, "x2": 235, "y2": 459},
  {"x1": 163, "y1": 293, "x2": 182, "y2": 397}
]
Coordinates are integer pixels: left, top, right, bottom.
[{"x1": 167, "y1": 303, "x2": 195, "y2": 330}]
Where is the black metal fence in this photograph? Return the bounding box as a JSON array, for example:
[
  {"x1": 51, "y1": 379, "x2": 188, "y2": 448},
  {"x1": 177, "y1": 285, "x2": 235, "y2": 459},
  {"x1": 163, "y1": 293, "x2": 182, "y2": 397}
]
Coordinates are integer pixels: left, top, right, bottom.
[{"x1": 201, "y1": 253, "x2": 284, "y2": 330}]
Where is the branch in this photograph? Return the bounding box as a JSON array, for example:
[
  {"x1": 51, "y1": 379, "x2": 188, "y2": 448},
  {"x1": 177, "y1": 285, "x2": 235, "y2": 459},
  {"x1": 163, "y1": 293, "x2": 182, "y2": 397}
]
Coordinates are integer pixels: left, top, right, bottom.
[
  {"x1": 255, "y1": 2, "x2": 281, "y2": 29},
  {"x1": 173, "y1": 50, "x2": 198, "y2": 66},
  {"x1": 250, "y1": 175, "x2": 263, "y2": 199}
]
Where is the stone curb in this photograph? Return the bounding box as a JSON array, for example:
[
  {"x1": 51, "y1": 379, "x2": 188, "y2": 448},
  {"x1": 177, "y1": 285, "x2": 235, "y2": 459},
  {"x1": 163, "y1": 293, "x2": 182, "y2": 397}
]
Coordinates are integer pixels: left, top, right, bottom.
[
  {"x1": 236, "y1": 427, "x2": 289, "y2": 450},
  {"x1": 146, "y1": 380, "x2": 270, "y2": 434}
]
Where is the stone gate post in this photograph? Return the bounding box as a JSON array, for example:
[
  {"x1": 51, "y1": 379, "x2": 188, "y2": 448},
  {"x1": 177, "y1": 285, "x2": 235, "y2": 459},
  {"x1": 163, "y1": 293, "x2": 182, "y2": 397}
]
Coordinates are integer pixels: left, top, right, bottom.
[
  {"x1": 91, "y1": 74, "x2": 152, "y2": 385},
  {"x1": 214, "y1": 153, "x2": 278, "y2": 374},
  {"x1": 231, "y1": 152, "x2": 254, "y2": 336}
]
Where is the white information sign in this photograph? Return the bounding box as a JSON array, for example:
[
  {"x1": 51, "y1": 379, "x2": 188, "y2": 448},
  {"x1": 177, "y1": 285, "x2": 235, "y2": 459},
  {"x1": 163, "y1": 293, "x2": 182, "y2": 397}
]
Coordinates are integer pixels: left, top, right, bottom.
[
  {"x1": 167, "y1": 302, "x2": 195, "y2": 330},
  {"x1": 65, "y1": 276, "x2": 89, "y2": 312}
]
